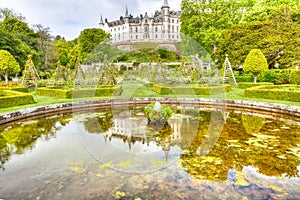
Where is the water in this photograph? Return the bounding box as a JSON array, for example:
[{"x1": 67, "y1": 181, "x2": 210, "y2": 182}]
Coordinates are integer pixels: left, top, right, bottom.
[{"x1": 0, "y1": 106, "x2": 300, "y2": 199}]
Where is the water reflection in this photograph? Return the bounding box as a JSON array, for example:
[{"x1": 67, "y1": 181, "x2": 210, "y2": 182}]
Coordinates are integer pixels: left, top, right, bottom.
[
  {"x1": 0, "y1": 107, "x2": 300, "y2": 199},
  {"x1": 0, "y1": 115, "x2": 71, "y2": 170}
]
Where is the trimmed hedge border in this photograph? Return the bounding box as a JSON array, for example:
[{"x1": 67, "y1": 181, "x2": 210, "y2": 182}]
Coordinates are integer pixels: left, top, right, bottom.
[
  {"x1": 1, "y1": 97, "x2": 300, "y2": 125},
  {"x1": 37, "y1": 85, "x2": 123, "y2": 99},
  {"x1": 0, "y1": 86, "x2": 29, "y2": 93},
  {"x1": 152, "y1": 84, "x2": 232, "y2": 95},
  {"x1": 245, "y1": 85, "x2": 300, "y2": 102},
  {"x1": 238, "y1": 82, "x2": 274, "y2": 89},
  {"x1": 0, "y1": 90, "x2": 34, "y2": 109}
]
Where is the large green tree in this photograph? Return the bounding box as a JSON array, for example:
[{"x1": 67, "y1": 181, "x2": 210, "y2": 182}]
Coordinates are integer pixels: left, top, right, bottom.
[
  {"x1": 180, "y1": 0, "x2": 255, "y2": 53},
  {"x1": 243, "y1": 49, "x2": 268, "y2": 83},
  {"x1": 215, "y1": 13, "x2": 300, "y2": 69},
  {"x1": 78, "y1": 28, "x2": 110, "y2": 62},
  {"x1": 0, "y1": 50, "x2": 21, "y2": 84}
]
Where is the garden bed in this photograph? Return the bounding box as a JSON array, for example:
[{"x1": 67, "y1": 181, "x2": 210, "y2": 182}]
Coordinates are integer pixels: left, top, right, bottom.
[
  {"x1": 0, "y1": 90, "x2": 34, "y2": 108},
  {"x1": 37, "y1": 85, "x2": 123, "y2": 99},
  {"x1": 0, "y1": 86, "x2": 29, "y2": 93},
  {"x1": 152, "y1": 84, "x2": 231, "y2": 95},
  {"x1": 244, "y1": 85, "x2": 300, "y2": 102}
]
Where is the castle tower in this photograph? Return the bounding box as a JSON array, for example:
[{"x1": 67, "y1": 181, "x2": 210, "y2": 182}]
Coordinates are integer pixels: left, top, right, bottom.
[
  {"x1": 99, "y1": 14, "x2": 104, "y2": 28},
  {"x1": 124, "y1": 6, "x2": 129, "y2": 23},
  {"x1": 161, "y1": 0, "x2": 170, "y2": 40}
]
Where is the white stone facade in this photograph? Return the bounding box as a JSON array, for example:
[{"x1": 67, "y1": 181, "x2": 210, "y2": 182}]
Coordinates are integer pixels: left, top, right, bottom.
[{"x1": 99, "y1": 0, "x2": 181, "y2": 51}]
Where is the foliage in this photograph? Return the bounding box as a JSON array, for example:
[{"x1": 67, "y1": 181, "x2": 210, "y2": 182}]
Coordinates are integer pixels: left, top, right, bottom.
[
  {"x1": 237, "y1": 82, "x2": 274, "y2": 89},
  {"x1": 78, "y1": 28, "x2": 110, "y2": 62},
  {"x1": 0, "y1": 90, "x2": 34, "y2": 108},
  {"x1": 0, "y1": 50, "x2": 21, "y2": 84},
  {"x1": 54, "y1": 38, "x2": 72, "y2": 66},
  {"x1": 243, "y1": 49, "x2": 268, "y2": 83},
  {"x1": 258, "y1": 69, "x2": 292, "y2": 84},
  {"x1": 180, "y1": 0, "x2": 255, "y2": 53},
  {"x1": 290, "y1": 70, "x2": 300, "y2": 85},
  {"x1": 244, "y1": 85, "x2": 300, "y2": 102},
  {"x1": 244, "y1": 0, "x2": 300, "y2": 24},
  {"x1": 144, "y1": 102, "x2": 173, "y2": 124},
  {"x1": 215, "y1": 18, "x2": 300, "y2": 69}
]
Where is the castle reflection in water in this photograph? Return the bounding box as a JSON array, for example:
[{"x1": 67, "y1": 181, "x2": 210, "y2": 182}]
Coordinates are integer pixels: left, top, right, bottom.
[{"x1": 102, "y1": 111, "x2": 182, "y2": 160}]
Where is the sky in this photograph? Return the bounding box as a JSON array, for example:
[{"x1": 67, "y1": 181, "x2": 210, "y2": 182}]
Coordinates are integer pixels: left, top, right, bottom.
[{"x1": 0, "y1": 0, "x2": 181, "y2": 40}]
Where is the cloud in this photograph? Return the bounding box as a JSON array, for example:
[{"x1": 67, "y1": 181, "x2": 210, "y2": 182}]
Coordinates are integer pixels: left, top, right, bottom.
[{"x1": 0, "y1": 0, "x2": 181, "y2": 40}]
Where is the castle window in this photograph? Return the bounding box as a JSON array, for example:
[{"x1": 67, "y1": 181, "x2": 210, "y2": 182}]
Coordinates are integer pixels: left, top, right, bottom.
[
  {"x1": 155, "y1": 34, "x2": 157, "y2": 39},
  {"x1": 155, "y1": 27, "x2": 158, "y2": 32},
  {"x1": 144, "y1": 26, "x2": 148, "y2": 32},
  {"x1": 172, "y1": 19, "x2": 174, "y2": 23},
  {"x1": 177, "y1": 20, "x2": 179, "y2": 23},
  {"x1": 136, "y1": 27, "x2": 138, "y2": 32},
  {"x1": 136, "y1": 35, "x2": 138, "y2": 39}
]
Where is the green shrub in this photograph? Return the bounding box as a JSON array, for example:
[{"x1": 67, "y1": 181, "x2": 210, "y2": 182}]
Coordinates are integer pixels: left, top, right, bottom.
[
  {"x1": 37, "y1": 85, "x2": 122, "y2": 99},
  {"x1": 0, "y1": 90, "x2": 34, "y2": 108},
  {"x1": 153, "y1": 84, "x2": 231, "y2": 95},
  {"x1": 258, "y1": 69, "x2": 291, "y2": 84},
  {"x1": 238, "y1": 82, "x2": 274, "y2": 89},
  {"x1": 290, "y1": 70, "x2": 300, "y2": 85},
  {"x1": 235, "y1": 75, "x2": 254, "y2": 83},
  {"x1": 244, "y1": 85, "x2": 300, "y2": 102}
]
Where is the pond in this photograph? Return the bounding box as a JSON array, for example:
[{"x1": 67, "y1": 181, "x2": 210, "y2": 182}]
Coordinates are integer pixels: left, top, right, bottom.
[{"x1": 0, "y1": 105, "x2": 300, "y2": 199}]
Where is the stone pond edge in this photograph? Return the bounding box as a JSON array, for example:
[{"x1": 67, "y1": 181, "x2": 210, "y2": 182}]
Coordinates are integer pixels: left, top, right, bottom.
[{"x1": 1, "y1": 98, "x2": 300, "y2": 125}]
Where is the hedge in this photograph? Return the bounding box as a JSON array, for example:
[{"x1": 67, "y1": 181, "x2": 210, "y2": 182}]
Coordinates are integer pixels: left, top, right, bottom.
[
  {"x1": 235, "y1": 75, "x2": 254, "y2": 83},
  {"x1": 258, "y1": 69, "x2": 292, "y2": 84},
  {"x1": 290, "y1": 70, "x2": 300, "y2": 85},
  {"x1": 0, "y1": 90, "x2": 34, "y2": 108},
  {"x1": 244, "y1": 85, "x2": 300, "y2": 102},
  {"x1": 37, "y1": 85, "x2": 122, "y2": 99},
  {"x1": 238, "y1": 82, "x2": 274, "y2": 89},
  {"x1": 153, "y1": 84, "x2": 231, "y2": 95},
  {"x1": 0, "y1": 86, "x2": 29, "y2": 93}
]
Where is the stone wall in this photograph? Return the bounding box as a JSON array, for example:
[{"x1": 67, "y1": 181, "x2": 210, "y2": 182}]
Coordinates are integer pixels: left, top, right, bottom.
[{"x1": 1, "y1": 98, "x2": 300, "y2": 125}]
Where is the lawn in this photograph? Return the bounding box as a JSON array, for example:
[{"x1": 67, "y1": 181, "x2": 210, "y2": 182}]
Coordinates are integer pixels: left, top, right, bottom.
[{"x1": 0, "y1": 81, "x2": 300, "y2": 113}]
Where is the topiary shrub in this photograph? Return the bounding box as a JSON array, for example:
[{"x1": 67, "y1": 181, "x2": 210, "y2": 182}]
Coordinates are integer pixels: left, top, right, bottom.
[
  {"x1": 243, "y1": 49, "x2": 268, "y2": 83},
  {"x1": 290, "y1": 70, "x2": 300, "y2": 85}
]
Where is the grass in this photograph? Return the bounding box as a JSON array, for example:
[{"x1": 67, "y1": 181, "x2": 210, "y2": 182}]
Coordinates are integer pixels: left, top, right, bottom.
[{"x1": 0, "y1": 81, "x2": 300, "y2": 114}]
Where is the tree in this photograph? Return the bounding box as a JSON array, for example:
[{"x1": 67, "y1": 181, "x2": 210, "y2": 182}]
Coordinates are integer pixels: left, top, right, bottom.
[
  {"x1": 0, "y1": 50, "x2": 20, "y2": 85},
  {"x1": 180, "y1": 0, "x2": 255, "y2": 53},
  {"x1": 78, "y1": 28, "x2": 110, "y2": 62},
  {"x1": 0, "y1": 8, "x2": 25, "y2": 21},
  {"x1": 215, "y1": 16, "x2": 300, "y2": 69},
  {"x1": 33, "y1": 24, "x2": 57, "y2": 71},
  {"x1": 54, "y1": 38, "x2": 72, "y2": 66},
  {"x1": 243, "y1": 49, "x2": 268, "y2": 83},
  {"x1": 244, "y1": 0, "x2": 300, "y2": 24}
]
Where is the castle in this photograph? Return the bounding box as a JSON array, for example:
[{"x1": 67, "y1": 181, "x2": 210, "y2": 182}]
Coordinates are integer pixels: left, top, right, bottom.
[{"x1": 99, "y1": 0, "x2": 181, "y2": 51}]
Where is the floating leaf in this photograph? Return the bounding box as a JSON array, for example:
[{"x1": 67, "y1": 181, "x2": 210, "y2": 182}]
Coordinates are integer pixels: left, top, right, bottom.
[
  {"x1": 118, "y1": 160, "x2": 133, "y2": 167},
  {"x1": 100, "y1": 161, "x2": 114, "y2": 169},
  {"x1": 69, "y1": 167, "x2": 81, "y2": 173},
  {"x1": 115, "y1": 191, "x2": 126, "y2": 198},
  {"x1": 96, "y1": 173, "x2": 102, "y2": 177}
]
